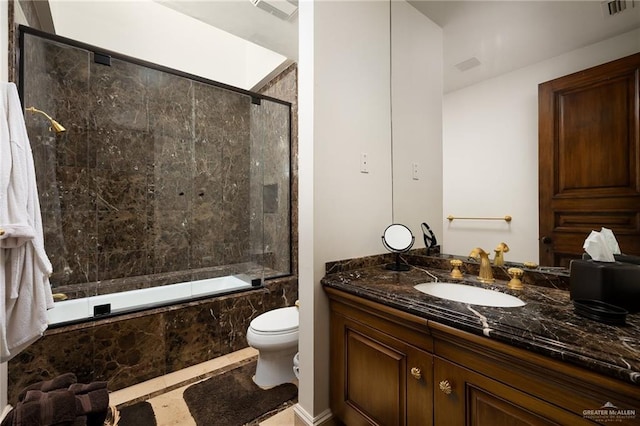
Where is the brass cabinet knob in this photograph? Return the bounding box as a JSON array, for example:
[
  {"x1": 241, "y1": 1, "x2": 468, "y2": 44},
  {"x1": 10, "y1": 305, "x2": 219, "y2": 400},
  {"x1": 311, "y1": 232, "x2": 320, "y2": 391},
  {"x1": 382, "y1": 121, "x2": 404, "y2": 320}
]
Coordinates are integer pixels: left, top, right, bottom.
[
  {"x1": 439, "y1": 380, "x2": 452, "y2": 394},
  {"x1": 410, "y1": 367, "x2": 422, "y2": 380},
  {"x1": 0, "y1": 228, "x2": 4, "y2": 236}
]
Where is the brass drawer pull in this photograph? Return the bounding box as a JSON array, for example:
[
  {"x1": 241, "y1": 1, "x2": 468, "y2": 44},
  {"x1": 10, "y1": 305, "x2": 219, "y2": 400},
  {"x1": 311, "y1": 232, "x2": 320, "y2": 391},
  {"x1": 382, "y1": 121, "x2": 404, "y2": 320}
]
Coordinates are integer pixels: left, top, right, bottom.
[
  {"x1": 410, "y1": 367, "x2": 422, "y2": 380},
  {"x1": 439, "y1": 380, "x2": 452, "y2": 394}
]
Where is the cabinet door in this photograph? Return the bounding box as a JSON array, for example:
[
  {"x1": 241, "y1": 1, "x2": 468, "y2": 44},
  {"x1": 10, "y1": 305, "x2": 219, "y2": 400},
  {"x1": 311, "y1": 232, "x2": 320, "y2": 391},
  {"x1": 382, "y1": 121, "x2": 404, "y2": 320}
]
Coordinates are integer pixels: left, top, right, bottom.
[
  {"x1": 331, "y1": 312, "x2": 433, "y2": 426},
  {"x1": 434, "y1": 357, "x2": 592, "y2": 426}
]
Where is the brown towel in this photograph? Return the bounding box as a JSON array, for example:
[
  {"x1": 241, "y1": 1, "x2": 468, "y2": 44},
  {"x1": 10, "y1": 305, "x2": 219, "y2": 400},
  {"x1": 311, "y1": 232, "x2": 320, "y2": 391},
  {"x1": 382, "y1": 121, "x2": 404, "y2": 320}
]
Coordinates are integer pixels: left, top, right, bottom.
[
  {"x1": 3, "y1": 374, "x2": 109, "y2": 426},
  {"x1": 17, "y1": 373, "x2": 77, "y2": 402},
  {"x1": 71, "y1": 416, "x2": 87, "y2": 426},
  {"x1": 68, "y1": 381, "x2": 109, "y2": 425},
  {"x1": 73, "y1": 389, "x2": 109, "y2": 426},
  {"x1": 67, "y1": 382, "x2": 107, "y2": 395},
  {"x1": 10, "y1": 389, "x2": 77, "y2": 426}
]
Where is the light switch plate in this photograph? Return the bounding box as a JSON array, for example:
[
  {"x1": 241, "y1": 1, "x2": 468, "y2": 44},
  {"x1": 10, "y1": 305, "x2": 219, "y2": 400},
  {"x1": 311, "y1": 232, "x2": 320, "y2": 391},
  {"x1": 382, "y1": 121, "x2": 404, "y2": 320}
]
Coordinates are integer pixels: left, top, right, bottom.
[{"x1": 360, "y1": 152, "x2": 369, "y2": 173}]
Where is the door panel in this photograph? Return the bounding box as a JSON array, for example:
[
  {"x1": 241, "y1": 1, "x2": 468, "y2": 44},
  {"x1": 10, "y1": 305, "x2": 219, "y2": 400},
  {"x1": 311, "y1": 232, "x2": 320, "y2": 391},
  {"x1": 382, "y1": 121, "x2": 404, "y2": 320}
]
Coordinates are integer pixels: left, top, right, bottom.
[
  {"x1": 539, "y1": 52, "x2": 640, "y2": 266},
  {"x1": 346, "y1": 330, "x2": 404, "y2": 426},
  {"x1": 434, "y1": 357, "x2": 592, "y2": 426},
  {"x1": 330, "y1": 310, "x2": 434, "y2": 426},
  {"x1": 467, "y1": 386, "x2": 557, "y2": 426}
]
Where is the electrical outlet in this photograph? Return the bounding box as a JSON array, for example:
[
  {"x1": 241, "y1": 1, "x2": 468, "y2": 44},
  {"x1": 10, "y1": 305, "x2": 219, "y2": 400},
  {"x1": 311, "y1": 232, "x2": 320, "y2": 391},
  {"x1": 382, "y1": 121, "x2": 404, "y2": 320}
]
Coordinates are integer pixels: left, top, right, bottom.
[
  {"x1": 412, "y1": 162, "x2": 419, "y2": 180},
  {"x1": 360, "y1": 152, "x2": 369, "y2": 173}
]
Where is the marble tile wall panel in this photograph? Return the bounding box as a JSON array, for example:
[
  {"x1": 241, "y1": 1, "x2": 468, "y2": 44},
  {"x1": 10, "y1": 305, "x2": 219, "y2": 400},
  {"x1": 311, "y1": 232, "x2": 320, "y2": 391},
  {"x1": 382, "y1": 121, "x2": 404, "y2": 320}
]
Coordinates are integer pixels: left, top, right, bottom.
[
  {"x1": 91, "y1": 315, "x2": 167, "y2": 389},
  {"x1": 7, "y1": 276, "x2": 297, "y2": 404},
  {"x1": 7, "y1": 327, "x2": 95, "y2": 405},
  {"x1": 23, "y1": 36, "x2": 95, "y2": 287},
  {"x1": 164, "y1": 299, "x2": 224, "y2": 369}
]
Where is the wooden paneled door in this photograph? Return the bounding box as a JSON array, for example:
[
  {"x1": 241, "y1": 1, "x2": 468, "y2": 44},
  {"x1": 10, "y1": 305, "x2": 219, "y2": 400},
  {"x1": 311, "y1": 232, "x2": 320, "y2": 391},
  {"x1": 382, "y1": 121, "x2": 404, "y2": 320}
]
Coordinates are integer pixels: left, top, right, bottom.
[{"x1": 538, "y1": 52, "x2": 640, "y2": 266}]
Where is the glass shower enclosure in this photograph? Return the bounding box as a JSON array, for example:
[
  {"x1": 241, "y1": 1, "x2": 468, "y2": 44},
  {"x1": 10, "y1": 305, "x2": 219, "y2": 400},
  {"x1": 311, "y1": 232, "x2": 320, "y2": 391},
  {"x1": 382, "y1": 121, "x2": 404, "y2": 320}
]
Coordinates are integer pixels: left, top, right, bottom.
[{"x1": 18, "y1": 26, "x2": 292, "y2": 324}]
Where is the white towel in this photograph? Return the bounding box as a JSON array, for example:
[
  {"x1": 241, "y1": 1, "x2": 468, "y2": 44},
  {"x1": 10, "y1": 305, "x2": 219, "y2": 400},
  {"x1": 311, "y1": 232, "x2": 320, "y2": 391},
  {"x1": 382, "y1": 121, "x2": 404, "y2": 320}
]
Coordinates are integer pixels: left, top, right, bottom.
[{"x1": 0, "y1": 82, "x2": 54, "y2": 363}]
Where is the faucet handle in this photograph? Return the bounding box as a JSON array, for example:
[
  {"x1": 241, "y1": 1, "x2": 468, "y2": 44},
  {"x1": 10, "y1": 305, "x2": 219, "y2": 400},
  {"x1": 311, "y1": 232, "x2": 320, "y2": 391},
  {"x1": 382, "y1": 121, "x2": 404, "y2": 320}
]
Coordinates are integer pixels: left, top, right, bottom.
[
  {"x1": 450, "y1": 259, "x2": 464, "y2": 280},
  {"x1": 507, "y1": 267, "x2": 524, "y2": 290},
  {"x1": 493, "y1": 242, "x2": 509, "y2": 266}
]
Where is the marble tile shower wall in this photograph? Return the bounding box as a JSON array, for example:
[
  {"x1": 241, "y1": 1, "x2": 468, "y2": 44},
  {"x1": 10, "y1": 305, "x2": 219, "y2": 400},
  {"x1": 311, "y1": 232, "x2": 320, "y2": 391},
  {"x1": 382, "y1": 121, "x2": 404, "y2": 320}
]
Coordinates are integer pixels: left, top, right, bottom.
[{"x1": 21, "y1": 33, "x2": 291, "y2": 296}]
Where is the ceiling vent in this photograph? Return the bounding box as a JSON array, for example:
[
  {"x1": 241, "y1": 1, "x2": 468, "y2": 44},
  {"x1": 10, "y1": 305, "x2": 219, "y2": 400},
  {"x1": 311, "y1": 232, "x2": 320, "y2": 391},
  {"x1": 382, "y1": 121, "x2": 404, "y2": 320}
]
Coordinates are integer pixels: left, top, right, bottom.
[
  {"x1": 601, "y1": 0, "x2": 635, "y2": 16},
  {"x1": 455, "y1": 57, "x2": 481, "y2": 72},
  {"x1": 250, "y1": 0, "x2": 298, "y2": 21}
]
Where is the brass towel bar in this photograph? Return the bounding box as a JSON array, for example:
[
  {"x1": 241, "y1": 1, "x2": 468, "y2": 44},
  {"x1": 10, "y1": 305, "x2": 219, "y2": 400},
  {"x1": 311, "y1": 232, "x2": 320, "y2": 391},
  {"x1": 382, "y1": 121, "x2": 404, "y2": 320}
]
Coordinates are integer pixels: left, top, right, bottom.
[{"x1": 447, "y1": 215, "x2": 512, "y2": 223}]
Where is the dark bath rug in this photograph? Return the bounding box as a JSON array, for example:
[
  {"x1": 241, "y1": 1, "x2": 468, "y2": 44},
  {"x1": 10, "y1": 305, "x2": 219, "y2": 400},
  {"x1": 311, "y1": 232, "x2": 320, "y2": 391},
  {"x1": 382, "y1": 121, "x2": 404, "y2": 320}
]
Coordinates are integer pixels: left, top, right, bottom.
[
  {"x1": 184, "y1": 361, "x2": 298, "y2": 426},
  {"x1": 116, "y1": 400, "x2": 157, "y2": 426}
]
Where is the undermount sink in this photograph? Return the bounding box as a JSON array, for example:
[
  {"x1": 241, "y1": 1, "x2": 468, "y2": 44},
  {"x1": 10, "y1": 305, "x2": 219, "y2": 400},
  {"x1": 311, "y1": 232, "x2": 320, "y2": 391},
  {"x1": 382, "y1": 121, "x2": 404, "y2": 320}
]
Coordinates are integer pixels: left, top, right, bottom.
[{"x1": 414, "y1": 282, "x2": 525, "y2": 308}]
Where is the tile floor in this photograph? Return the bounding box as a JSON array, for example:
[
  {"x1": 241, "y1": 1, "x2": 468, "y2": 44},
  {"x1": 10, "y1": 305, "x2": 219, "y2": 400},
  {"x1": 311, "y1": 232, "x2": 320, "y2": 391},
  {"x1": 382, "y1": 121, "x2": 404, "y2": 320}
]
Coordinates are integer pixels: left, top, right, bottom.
[{"x1": 109, "y1": 347, "x2": 296, "y2": 426}]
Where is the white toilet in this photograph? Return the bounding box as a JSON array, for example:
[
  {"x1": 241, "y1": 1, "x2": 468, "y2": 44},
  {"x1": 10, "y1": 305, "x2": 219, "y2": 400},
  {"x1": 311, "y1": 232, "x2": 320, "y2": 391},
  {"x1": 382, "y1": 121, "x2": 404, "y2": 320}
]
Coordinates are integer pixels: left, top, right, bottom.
[{"x1": 246, "y1": 306, "x2": 299, "y2": 388}]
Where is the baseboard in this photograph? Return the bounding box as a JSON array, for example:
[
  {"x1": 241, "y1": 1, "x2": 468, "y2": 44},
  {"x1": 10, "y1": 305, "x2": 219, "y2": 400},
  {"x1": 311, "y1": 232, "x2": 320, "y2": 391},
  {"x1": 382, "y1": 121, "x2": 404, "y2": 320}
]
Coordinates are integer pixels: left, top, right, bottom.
[{"x1": 293, "y1": 404, "x2": 337, "y2": 426}]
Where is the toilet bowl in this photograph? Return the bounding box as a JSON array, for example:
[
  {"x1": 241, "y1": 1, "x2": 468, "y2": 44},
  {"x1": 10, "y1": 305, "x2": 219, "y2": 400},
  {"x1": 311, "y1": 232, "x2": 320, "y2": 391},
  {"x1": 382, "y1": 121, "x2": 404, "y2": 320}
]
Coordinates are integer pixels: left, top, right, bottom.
[
  {"x1": 293, "y1": 352, "x2": 300, "y2": 379},
  {"x1": 246, "y1": 306, "x2": 299, "y2": 388}
]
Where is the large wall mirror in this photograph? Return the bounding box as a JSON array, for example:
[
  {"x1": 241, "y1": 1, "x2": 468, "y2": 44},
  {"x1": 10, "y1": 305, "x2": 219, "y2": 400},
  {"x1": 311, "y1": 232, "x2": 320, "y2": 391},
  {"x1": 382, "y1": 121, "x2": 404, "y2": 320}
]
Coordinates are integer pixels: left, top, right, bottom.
[{"x1": 13, "y1": 0, "x2": 640, "y2": 266}]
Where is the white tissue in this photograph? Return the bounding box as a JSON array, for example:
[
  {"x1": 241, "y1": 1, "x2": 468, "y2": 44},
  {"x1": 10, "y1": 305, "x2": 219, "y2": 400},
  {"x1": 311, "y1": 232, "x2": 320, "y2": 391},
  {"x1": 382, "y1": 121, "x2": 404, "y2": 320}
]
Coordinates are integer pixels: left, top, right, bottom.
[
  {"x1": 599, "y1": 227, "x2": 621, "y2": 255},
  {"x1": 583, "y1": 227, "x2": 620, "y2": 262}
]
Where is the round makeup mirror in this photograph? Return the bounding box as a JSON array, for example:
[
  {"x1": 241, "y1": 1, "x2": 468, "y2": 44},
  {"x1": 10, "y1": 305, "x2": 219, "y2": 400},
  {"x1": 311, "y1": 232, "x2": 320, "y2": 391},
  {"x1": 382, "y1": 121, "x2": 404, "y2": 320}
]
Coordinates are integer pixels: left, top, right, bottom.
[{"x1": 382, "y1": 224, "x2": 415, "y2": 271}]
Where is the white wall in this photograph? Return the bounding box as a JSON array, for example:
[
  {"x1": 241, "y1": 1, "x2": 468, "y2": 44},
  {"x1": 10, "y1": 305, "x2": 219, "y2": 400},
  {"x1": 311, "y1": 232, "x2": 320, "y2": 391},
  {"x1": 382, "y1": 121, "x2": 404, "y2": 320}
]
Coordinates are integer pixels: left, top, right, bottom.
[
  {"x1": 392, "y1": 0, "x2": 443, "y2": 244},
  {"x1": 442, "y1": 28, "x2": 640, "y2": 264},
  {"x1": 298, "y1": 1, "x2": 392, "y2": 420},
  {"x1": 49, "y1": 0, "x2": 286, "y2": 90},
  {"x1": 296, "y1": 0, "x2": 442, "y2": 423}
]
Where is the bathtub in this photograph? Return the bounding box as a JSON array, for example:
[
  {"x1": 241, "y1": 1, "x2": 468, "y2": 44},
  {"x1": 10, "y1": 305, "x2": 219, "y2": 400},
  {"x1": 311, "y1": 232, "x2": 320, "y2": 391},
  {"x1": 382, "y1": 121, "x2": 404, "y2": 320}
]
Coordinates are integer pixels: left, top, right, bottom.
[{"x1": 47, "y1": 275, "x2": 256, "y2": 326}]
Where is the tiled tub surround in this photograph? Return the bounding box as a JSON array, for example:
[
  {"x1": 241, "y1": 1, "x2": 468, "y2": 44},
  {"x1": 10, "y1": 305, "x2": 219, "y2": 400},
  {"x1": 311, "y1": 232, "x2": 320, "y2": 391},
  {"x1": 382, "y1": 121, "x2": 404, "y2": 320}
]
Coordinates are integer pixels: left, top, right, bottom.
[
  {"x1": 7, "y1": 276, "x2": 298, "y2": 405},
  {"x1": 20, "y1": 27, "x2": 292, "y2": 298},
  {"x1": 321, "y1": 254, "x2": 640, "y2": 386}
]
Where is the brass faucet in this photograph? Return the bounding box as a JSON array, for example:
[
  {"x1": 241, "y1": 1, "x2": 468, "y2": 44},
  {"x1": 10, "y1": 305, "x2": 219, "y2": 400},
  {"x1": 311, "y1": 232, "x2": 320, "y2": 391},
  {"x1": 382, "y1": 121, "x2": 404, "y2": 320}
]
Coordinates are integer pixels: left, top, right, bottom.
[
  {"x1": 493, "y1": 242, "x2": 509, "y2": 266},
  {"x1": 52, "y1": 293, "x2": 68, "y2": 301},
  {"x1": 469, "y1": 247, "x2": 494, "y2": 284}
]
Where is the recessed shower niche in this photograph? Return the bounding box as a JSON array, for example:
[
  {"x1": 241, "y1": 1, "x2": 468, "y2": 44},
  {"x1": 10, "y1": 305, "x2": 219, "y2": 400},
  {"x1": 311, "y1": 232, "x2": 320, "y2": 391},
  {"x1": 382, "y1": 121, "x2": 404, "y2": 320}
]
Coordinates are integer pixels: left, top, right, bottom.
[{"x1": 19, "y1": 26, "x2": 292, "y2": 319}]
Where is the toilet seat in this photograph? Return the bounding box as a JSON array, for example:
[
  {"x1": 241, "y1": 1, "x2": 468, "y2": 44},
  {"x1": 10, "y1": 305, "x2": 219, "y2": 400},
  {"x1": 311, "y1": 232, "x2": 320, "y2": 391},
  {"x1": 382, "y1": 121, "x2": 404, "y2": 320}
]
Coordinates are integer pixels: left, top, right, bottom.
[{"x1": 249, "y1": 306, "x2": 298, "y2": 334}]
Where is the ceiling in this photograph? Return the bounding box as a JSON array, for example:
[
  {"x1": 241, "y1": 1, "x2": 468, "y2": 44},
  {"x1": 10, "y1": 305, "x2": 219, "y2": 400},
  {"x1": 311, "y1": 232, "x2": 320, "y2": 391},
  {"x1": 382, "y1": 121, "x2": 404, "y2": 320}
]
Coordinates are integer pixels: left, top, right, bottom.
[
  {"x1": 410, "y1": 0, "x2": 640, "y2": 92},
  {"x1": 158, "y1": 0, "x2": 640, "y2": 93}
]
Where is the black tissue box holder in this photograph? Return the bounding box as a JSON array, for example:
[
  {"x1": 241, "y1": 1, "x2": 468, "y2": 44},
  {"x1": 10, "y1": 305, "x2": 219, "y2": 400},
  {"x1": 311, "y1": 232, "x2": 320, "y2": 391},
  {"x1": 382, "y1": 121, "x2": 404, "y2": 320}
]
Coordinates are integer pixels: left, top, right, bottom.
[{"x1": 569, "y1": 259, "x2": 640, "y2": 313}]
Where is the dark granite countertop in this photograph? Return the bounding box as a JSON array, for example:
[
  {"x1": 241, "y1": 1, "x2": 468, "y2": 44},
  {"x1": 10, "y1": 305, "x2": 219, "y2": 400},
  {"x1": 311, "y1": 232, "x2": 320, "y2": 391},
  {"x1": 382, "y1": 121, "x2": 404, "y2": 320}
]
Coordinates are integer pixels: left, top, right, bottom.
[{"x1": 321, "y1": 261, "x2": 640, "y2": 387}]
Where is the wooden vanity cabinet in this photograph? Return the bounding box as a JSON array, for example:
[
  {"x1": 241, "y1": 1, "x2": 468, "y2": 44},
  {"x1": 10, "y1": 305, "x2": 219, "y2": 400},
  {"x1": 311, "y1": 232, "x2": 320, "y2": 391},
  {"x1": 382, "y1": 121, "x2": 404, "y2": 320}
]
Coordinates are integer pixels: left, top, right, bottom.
[
  {"x1": 327, "y1": 288, "x2": 434, "y2": 426},
  {"x1": 327, "y1": 287, "x2": 640, "y2": 426}
]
